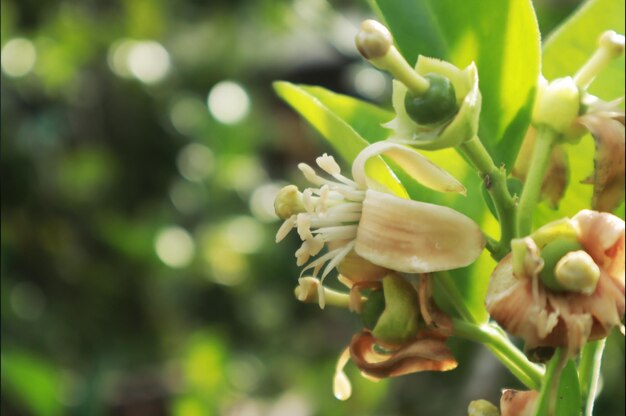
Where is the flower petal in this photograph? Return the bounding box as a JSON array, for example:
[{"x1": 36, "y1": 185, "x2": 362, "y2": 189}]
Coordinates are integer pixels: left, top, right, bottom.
[
  {"x1": 355, "y1": 189, "x2": 485, "y2": 273},
  {"x1": 572, "y1": 209, "x2": 625, "y2": 280},
  {"x1": 349, "y1": 330, "x2": 457, "y2": 380},
  {"x1": 500, "y1": 390, "x2": 538, "y2": 416},
  {"x1": 352, "y1": 141, "x2": 466, "y2": 195},
  {"x1": 579, "y1": 113, "x2": 625, "y2": 212}
]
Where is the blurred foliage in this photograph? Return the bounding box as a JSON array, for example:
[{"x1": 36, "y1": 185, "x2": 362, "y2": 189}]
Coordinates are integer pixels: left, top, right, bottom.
[{"x1": 1, "y1": 1, "x2": 623, "y2": 416}]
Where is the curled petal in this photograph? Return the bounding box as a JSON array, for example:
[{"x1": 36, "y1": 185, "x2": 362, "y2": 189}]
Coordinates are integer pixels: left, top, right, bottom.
[
  {"x1": 500, "y1": 390, "x2": 538, "y2": 416},
  {"x1": 572, "y1": 209, "x2": 625, "y2": 280},
  {"x1": 355, "y1": 189, "x2": 485, "y2": 273},
  {"x1": 579, "y1": 113, "x2": 625, "y2": 212},
  {"x1": 349, "y1": 330, "x2": 457, "y2": 380},
  {"x1": 384, "y1": 57, "x2": 481, "y2": 150},
  {"x1": 352, "y1": 141, "x2": 466, "y2": 195}
]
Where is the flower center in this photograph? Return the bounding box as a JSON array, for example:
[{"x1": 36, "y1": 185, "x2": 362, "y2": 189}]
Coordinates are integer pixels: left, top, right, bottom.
[{"x1": 275, "y1": 154, "x2": 366, "y2": 307}]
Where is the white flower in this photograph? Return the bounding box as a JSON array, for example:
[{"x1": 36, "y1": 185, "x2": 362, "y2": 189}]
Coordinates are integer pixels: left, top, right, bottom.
[{"x1": 275, "y1": 142, "x2": 486, "y2": 308}]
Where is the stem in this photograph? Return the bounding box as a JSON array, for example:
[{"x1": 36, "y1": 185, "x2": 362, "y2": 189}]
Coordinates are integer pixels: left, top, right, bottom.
[
  {"x1": 453, "y1": 319, "x2": 544, "y2": 390},
  {"x1": 373, "y1": 47, "x2": 430, "y2": 95},
  {"x1": 434, "y1": 271, "x2": 480, "y2": 324},
  {"x1": 534, "y1": 348, "x2": 568, "y2": 416},
  {"x1": 580, "y1": 339, "x2": 606, "y2": 416},
  {"x1": 517, "y1": 126, "x2": 557, "y2": 236},
  {"x1": 458, "y1": 135, "x2": 517, "y2": 260}
]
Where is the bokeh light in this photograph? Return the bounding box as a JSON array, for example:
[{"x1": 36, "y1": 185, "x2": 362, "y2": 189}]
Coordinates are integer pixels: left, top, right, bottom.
[
  {"x1": 176, "y1": 143, "x2": 215, "y2": 182},
  {"x1": 207, "y1": 81, "x2": 250, "y2": 124},
  {"x1": 1, "y1": 38, "x2": 37, "y2": 77},
  {"x1": 108, "y1": 39, "x2": 170, "y2": 84},
  {"x1": 155, "y1": 226, "x2": 195, "y2": 268}
]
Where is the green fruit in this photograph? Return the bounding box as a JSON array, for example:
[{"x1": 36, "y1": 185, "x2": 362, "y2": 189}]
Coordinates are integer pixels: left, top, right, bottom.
[
  {"x1": 361, "y1": 289, "x2": 385, "y2": 329},
  {"x1": 404, "y1": 73, "x2": 458, "y2": 125},
  {"x1": 539, "y1": 237, "x2": 582, "y2": 292}
]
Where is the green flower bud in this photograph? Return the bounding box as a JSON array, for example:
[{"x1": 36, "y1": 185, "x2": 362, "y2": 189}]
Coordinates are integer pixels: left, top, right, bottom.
[
  {"x1": 532, "y1": 77, "x2": 580, "y2": 135},
  {"x1": 404, "y1": 73, "x2": 458, "y2": 125},
  {"x1": 539, "y1": 237, "x2": 583, "y2": 292}
]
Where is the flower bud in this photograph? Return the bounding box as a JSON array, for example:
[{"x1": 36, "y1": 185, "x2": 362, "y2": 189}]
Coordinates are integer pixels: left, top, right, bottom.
[
  {"x1": 532, "y1": 77, "x2": 580, "y2": 134},
  {"x1": 355, "y1": 20, "x2": 393, "y2": 60}
]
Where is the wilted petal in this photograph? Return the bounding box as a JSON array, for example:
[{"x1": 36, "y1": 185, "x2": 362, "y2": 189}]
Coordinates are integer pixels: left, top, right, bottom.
[
  {"x1": 572, "y1": 209, "x2": 625, "y2": 278},
  {"x1": 500, "y1": 390, "x2": 538, "y2": 416},
  {"x1": 579, "y1": 113, "x2": 625, "y2": 212},
  {"x1": 349, "y1": 330, "x2": 457, "y2": 379},
  {"x1": 352, "y1": 141, "x2": 466, "y2": 195},
  {"x1": 486, "y1": 248, "x2": 625, "y2": 356},
  {"x1": 355, "y1": 189, "x2": 485, "y2": 273}
]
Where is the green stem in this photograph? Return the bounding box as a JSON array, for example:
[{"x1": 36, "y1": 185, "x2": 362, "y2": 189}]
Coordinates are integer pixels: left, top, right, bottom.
[
  {"x1": 517, "y1": 126, "x2": 558, "y2": 236},
  {"x1": 458, "y1": 136, "x2": 517, "y2": 260},
  {"x1": 453, "y1": 319, "x2": 544, "y2": 390},
  {"x1": 534, "y1": 348, "x2": 568, "y2": 416},
  {"x1": 579, "y1": 339, "x2": 606, "y2": 416},
  {"x1": 434, "y1": 271, "x2": 480, "y2": 324}
]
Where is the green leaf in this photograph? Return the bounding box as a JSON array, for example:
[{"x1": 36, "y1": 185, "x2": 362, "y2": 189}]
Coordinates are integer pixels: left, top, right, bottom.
[
  {"x1": 273, "y1": 81, "x2": 406, "y2": 197},
  {"x1": 1, "y1": 349, "x2": 62, "y2": 416},
  {"x1": 374, "y1": 0, "x2": 541, "y2": 166},
  {"x1": 542, "y1": 0, "x2": 625, "y2": 99},
  {"x1": 536, "y1": 0, "x2": 625, "y2": 224},
  {"x1": 534, "y1": 349, "x2": 581, "y2": 416}
]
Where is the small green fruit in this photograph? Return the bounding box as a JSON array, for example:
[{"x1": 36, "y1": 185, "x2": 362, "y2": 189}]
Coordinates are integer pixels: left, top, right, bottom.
[{"x1": 404, "y1": 73, "x2": 458, "y2": 125}]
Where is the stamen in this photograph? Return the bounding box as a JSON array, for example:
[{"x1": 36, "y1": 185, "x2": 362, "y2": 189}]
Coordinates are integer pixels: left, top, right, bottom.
[
  {"x1": 309, "y1": 213, "x2": 362, "y2": 227},
  {"x1": 296, "y1": 213, "x2": 313, "y2": 240},
  {"x1": 313, "y1": 225, "x2": 359, "y2": 241},
  {"x1": 298, "y1": 163, "x2": 328, "y2": 186},
  {"x1": 321, "y1": 241, "x2": 355, "y2": 279},
  {"x1": 316, "y1": 185, "x2": 330, "y2": 213},
  {"x1": 574, "y1": 30, "x2": 625, "y2": 89},
  {"x1": 276, "y1": 215, "x2": 297, "y2": 242},
  {"x1": 316, "y1": 154, "x2": 342, "y2": 175},
  {"x1": 302, "y1": 188, "x2": 315, "y2": 213}
]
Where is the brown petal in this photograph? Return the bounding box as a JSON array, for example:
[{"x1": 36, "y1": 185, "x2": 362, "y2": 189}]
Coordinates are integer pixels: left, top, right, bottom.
[
  {"x1": 579, "y1": 113, "x2": 625, "y2": 212},
  {"x1": 500, "y1": 390, "x2": 538, "y2": 416},
  {"x1": 349, "y1": 330, "x2": 457, "y2": 380},
  {"x1": 572, "y1": 210, "x2": 625, "y2": 280},
  {"x1": 486, "y1": 253, "x2": 624, "y2": 356}
]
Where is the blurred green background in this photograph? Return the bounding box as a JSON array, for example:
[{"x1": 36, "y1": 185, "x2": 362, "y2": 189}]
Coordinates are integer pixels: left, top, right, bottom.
[{"x1": 1, "y1": 0, "x2": 623, "y2": 415}]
